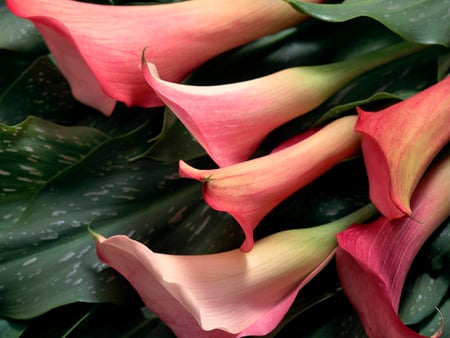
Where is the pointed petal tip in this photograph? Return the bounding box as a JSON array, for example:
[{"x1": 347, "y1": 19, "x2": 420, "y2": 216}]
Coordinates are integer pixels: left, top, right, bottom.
[
  {"x1": 141, "y1": 50, "x2": 160, "y2": 81},
  {"x1": 398, "y1": 203, "x2": 413, "y2": 219},
  {"x1": 239, "y1": 237, "x2": 255, "y2": 253},
  {"x1": 178, "y1": 159, "x2": 190, "y2": 176},
  {"x1": 178, "y1": 160, "x2": 205, "y2": 182},
  {"x1": 354, "y1": 106, "x2": 373, "y2": 133},
  {"x1": 379, "y1": 198, "x2": 413, "y2": 220}
]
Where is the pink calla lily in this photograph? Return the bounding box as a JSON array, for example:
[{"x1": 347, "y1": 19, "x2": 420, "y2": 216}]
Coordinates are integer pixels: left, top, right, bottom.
[
  {"x1": 355, "y1": 76, "x2": 450, "y2": 219},
  {"x1": 179, "y1": 115, "x2": 361, "y2": 252},
  {"x1": 144, "y1": 41, "x2": 426, "y2": 166},
  {"x1": 336, "y1": 155, "x2": 450, "y2": 337},
  {"x1": 5, "y1": 0, "x2": 320, "y2": 115},
  {"x1": 93, "y1": 204, "x2": 376, "y2": 337}
]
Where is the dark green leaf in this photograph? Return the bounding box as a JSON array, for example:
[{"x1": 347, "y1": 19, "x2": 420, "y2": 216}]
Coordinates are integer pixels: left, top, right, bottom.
[
  {"x1": 399, "y1": 272, "x2": 450, "y2": 325},
  {"x1": 286, "y1": 0, "x2": 450, "y2": 47},
  {"x1": 414, "y1": 294, "x2": 449, "y2": 337},
  {"x1": 21, "y1": 303, "x2": 147, "y2": 338},
  {"x1": 122, "y1": 307, "x2": 176, "y2": 338},
  {"x1": 0, "y1": 317, "x2": 27, "y2": 338},
  {"x1": 0, "y1": 116, "x2": 108, "y2": 220},
  {"x1": 0, "y1": 51, "x2": 41, "y2": 95},
  {"x1": 427, "y1": 219, "x2": 450, "y2": 271},
  {"x1": 274, "y1": 290, "x2": 367, "y2": 338},
  {"x1": 0, "y1": 0, "x2": 46, "y2": 53},
  {"x1": 0, "y1": 56, "x2": 88, "y2": 125},
  {"x1": 262, "y1": 262, "x2": 345, "y2": 338},
  {"x1": 399, "y1": 217, "x2": 450, "y2": 333},
  {"x1": 142, "y1": 108, "x2": 206, "y2": 163}
]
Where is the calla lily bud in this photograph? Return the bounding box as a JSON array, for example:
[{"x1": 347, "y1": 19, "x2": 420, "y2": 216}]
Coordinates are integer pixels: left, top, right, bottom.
[
  {"x1": 5, "y1": 0, "x2": 321, "y2": 115},
  {"x1": 179, "y1": 116, "x2": 361, "y2": 251},
  {"x1": 336, "y1": 155, "x2": 450, "y2": 337},
  {"x1": 144, "y1": 41, "x2": 427, "y2": 166},
  {"x1": 355, "y1": 76, "x2": 450, "y2": 219},
  {"x1": 94, "y1": 204, "x2": 376, "y2": 338}
]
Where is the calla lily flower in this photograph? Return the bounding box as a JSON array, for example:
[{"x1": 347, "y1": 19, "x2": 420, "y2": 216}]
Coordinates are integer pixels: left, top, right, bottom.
[
  {"x1": 93, "y1": 204, "x2": 376, "y2": 338},
  {"x1": 179, "y1": 116, "x2": 361, "y2": 252},
  {"x1": 355, "y1": 76, "x2": 450, "y2": 219},
  {"x1": 336, "y1": 155, "x2": 450, "y2": 337},
  {"x1": 144, "y1": 41, "x2": 426, "y2": 166},
  {"x1": 5, "y1": 0, "x2": 321, "y2": 115}
]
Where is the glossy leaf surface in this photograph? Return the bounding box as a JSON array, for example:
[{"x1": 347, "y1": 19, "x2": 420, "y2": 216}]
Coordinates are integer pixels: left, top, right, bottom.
[{"x1": 287, "y1": 0, "x2": 450, "y2": 47}]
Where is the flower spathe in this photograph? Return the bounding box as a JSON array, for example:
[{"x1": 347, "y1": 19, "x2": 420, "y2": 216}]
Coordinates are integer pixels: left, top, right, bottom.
[
  {"x1": 93, "y1": 204, "x2": 376, "y2": 337},
  {"x1": 144, "y1": 41, "x2": 427, "y2": 166},
  {"x1": 336, "y1": 155, "x2": 450, "y2": 337},
  {"x1": 355, "y1": 76, "x2": 450, "y2": 219},
  {"x1": 179, "y1": 115, "x2": 361, "y2": 252},
  {"x1": 6, "y1": 0, "x2": 319, "y2": 115}
]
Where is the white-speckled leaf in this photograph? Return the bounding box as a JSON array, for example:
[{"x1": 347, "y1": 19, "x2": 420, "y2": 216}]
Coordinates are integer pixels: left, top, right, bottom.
[
  {"x1": 0, "y1": 56, "x2": 86, "y2": 125},
  {"x1": 428, "y1": 219, "x2": 450, "y2": 271},
  {"x1": 0, "y1": 121, "x2": 243, "y2": 320},
  {"x1": 415, "y1": 295, "x2": 450, "y2": 336},
  {"x1": 0, "y1": 0, "x2": 45, "y2": 53},
  {"x1": 0, "y1": 316, "x2": 27, "y2": 338},
  {"x1": 399, "y1": 272, "x2": 450, "y2": 325},
  {"x1": 0, "y1": 116, "x2": 107, "y2": 222},
  {"x1": 286, "y1": 0, "x2": 450, "y2": 47}
]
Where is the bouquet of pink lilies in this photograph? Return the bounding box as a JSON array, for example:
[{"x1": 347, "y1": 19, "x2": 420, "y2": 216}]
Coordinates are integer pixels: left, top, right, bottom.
[{"x1": 1, "y1": 0, "x2": 449, "y2": 336}]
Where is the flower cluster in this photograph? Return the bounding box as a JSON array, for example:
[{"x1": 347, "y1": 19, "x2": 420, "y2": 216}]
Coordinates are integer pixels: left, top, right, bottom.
[{"x1": 5, "y1": 0, "x2": 450, "y2": 337}]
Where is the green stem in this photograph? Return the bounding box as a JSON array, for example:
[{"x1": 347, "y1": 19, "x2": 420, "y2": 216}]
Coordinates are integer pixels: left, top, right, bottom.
[
  {"x1": 327, "y1": 203, "x2": 378, "y2": 234},
  {"x1": 312, "y1": 41, "x2": 429, "y2": 93}
]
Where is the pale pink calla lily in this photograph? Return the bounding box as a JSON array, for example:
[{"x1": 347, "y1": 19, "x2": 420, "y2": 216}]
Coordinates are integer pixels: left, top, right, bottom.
[
  {"x1": 179, "y1": 115, "x2": 361, "y2": 252},
  {"x1": 5, "y1": 0, "x2": 320, "y2": 115},
  {"x1": 144, "y1": 41, "x2": 426, "y2": 166},
  {"x1": 355, "y1": 76, "x2": 450, "y2": 219},
  {"x1": 336, "y1": 155, "x2": 450, "y2": 337},
  {"x1": 93, "y1": 204, "x2": 376, "y2": 337}
]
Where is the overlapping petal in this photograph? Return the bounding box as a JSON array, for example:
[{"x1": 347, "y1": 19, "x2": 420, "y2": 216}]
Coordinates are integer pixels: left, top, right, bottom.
[
  {"x1": 6, "y1": 0, "x2": 318, "y2": 115},
  {"x1": 144, "y1": 41, "x2": 427, "y2": 166},
  {"x1": 179, "y1": 115, "x2": 361, "y2": 251},
  {"x1": 336, "y1": 155, "x2": 450, "y2": 337},
  {"x1": 94, "y1": 204, "x2": 376, "y2": 337},
  {"x1": 355, "y1": 76, "x2": 450, "y2": 219}
]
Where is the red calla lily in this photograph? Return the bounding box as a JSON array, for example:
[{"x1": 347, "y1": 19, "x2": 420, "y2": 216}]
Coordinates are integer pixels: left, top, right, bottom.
[
  {"x1": 336, "y1": 155, "x2": 450, "y2": 337},
  {"x1": 94, "y1": 205, "x2": 376, "y2": 337},
  {"x1": 179, "y1": 116, "x2": 361, "y2": 251},
  {"x1": 6, "y1": 0, "x2": 319, "y2": 114},
  {"x1": 355, "y1": 76, "x2": 450, "y2": 219}
]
